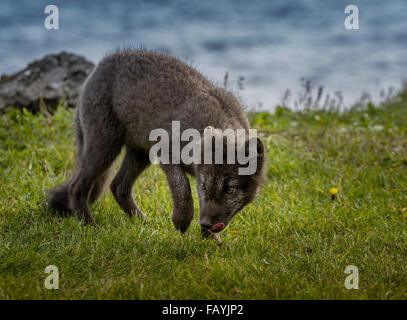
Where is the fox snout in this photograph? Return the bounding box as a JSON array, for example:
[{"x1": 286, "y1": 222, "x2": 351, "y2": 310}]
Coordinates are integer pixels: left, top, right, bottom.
[{"x1": 199, "y1": 202, "x2": 229, "y2": 233}]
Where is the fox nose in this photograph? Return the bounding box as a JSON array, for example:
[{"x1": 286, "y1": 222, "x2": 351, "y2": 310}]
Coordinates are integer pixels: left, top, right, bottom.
[{"x1": 200, "y1": 222, "x2": 212, "y2": 229}]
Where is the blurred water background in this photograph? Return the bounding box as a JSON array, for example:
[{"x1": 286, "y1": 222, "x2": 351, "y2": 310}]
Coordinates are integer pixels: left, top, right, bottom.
[{"x1": 0, "y1": 0, "x2": 406, "y2": 110}]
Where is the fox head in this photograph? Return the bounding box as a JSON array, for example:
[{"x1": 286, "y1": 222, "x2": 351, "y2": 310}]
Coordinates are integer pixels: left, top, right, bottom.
[{"x1": 194, "y1": 126, "x2": 265, "y2": 236}]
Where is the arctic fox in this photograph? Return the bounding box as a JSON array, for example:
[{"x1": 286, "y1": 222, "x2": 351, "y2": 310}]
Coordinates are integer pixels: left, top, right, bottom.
[{"x1": 48, "y1": 50, "x2": 265, "y2": 237}]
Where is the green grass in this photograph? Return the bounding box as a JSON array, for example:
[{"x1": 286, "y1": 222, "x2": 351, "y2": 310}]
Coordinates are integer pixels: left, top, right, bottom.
[{"x1": 0, "y1": 92, "x2": 406, "y2": 299}]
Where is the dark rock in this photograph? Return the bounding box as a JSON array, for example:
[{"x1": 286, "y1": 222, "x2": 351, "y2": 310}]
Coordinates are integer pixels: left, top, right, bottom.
[{"x1": 0, "y1": 51, "x2": 94, "y2": 113}]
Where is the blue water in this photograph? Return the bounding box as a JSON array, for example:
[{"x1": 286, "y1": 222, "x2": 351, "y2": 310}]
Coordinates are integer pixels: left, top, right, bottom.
[{"x1": 0, "y1": 0, "x2": 406, "y2": 109}]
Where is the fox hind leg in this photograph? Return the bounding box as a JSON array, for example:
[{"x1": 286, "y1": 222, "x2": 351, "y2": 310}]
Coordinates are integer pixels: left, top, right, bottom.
[
  {"x1": 110, "y1": 147, "x2": 150, "y2": 219},
  {"x1": 67, "y1": 111, "x2": 125, "y2": 224}
]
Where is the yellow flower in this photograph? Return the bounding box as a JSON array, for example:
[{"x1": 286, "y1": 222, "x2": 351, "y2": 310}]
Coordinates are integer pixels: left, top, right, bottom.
[{"x1": 329, "y1": 188, "x2": 338, "y2": 196}]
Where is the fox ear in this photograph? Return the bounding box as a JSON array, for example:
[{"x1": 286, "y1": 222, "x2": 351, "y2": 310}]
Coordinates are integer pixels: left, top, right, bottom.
[
  {"x1": 245, "y1": 136, "x2": 264, "y2": 158},
  {"x1": 244, "y1": 137, "x2": 265, "y2": 177},
  {"x1": 203, "y1": 126, "x2": 217, "y2": 135},
  {"x1": 202, "y1": 125, "x2": 222, "y2": 147}
]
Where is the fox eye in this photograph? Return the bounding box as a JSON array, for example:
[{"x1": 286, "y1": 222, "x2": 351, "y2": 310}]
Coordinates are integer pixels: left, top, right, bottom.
[{"x1": 225, "y1": 187, "x2": 236, "y2": 194}]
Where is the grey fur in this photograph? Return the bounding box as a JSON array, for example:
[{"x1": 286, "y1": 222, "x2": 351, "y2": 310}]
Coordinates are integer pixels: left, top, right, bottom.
[{"x1": 47, "y1": 49, "x2": 265, "y2": 236}]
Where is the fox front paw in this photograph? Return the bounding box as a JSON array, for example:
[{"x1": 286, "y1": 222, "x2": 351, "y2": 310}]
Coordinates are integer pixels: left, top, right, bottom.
[{"x1": 171, "y1": 209, "x2": 193, "y2": 233}]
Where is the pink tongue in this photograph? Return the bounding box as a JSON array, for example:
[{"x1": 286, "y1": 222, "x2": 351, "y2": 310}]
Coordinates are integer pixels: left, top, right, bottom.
[{"x1": 210, "y1": 223, "x2": 225, "y2": 232}]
